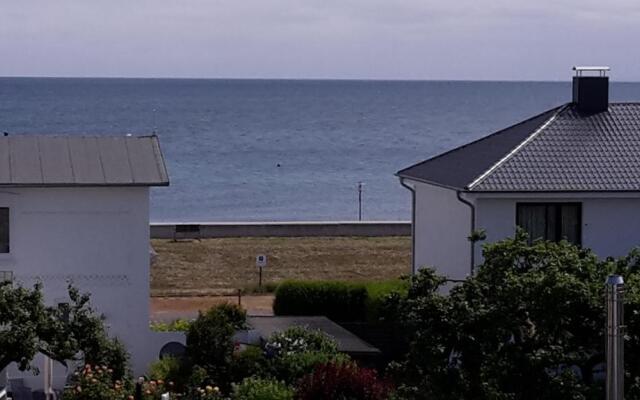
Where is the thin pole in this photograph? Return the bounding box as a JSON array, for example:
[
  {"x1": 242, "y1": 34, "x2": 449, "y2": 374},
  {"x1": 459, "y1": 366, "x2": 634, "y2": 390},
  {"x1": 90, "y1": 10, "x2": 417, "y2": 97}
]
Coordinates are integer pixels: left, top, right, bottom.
[
  {"x1": 606, "y1": 274, "x2": 624, "y2": 400},
  {"x1": 357, "y1": 182, "x2": 363, "y2": 221}
]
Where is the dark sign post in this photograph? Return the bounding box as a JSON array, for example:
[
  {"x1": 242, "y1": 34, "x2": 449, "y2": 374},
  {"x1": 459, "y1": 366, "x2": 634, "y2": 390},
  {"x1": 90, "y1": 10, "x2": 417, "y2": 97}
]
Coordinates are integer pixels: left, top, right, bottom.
[{"x1": 256, "y1": 254, "x2": 267, "y2": 288}]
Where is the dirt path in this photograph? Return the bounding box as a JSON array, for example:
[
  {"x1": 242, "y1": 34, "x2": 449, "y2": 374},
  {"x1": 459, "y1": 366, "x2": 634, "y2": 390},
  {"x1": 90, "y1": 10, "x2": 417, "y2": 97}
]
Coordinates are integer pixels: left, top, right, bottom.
[{"x1": 150, "y1": 294, "x2": 274, "y2": 321}]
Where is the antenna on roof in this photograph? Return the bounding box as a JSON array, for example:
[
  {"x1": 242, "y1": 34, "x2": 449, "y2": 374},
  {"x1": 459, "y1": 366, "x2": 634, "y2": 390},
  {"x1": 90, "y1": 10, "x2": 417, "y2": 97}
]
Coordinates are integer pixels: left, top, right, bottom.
[{"x1": 152, "y1": 108, "x2": 157, "y2": 135}]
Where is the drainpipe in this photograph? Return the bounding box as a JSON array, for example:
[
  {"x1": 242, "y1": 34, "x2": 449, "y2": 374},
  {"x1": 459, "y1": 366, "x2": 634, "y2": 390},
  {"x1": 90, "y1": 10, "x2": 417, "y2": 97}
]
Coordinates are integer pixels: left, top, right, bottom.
[
  {"x1": 456, "y1": 191, "x2": 476, "y2": 276},
  {"x1": 399, "y1": 178, "x2": 417, "y2": 275}
]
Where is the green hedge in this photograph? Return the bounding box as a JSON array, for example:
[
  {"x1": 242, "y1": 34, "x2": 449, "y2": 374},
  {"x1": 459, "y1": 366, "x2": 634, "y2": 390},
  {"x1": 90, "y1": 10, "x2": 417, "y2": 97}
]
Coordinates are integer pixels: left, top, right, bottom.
[{"x1": 273, "y1": 279, "x2": 407, "y2": 322}]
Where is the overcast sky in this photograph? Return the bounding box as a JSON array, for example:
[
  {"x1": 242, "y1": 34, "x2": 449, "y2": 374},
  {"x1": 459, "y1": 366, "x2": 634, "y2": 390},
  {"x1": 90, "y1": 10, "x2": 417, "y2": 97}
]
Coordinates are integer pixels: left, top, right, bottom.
[{"x1": 1, "y1": 0, "x2": 639, "y2": 81}]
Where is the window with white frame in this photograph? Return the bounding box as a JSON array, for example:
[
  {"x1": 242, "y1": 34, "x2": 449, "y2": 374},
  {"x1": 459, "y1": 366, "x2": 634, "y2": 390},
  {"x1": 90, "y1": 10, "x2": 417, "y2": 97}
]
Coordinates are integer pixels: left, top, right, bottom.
[{"x1": 0, "y1": 208, "x2": 8, "y2": 253}]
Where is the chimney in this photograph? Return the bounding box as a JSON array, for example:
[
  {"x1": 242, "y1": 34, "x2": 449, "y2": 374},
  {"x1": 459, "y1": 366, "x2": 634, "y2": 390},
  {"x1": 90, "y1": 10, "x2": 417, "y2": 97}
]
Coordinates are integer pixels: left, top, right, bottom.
[{"x1": 572, "y1": 66, "x2": 609, "y2": 113}]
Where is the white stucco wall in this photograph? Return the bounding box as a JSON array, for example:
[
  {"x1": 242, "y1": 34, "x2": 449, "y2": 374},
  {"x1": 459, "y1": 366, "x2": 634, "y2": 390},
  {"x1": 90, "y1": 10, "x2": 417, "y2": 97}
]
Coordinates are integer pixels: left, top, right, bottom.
[
  {"x1": 411, "y1": 184, "x2": 640, "y2": 282},
  {"x1": 0, "y1": 187, "x2": 171, "y2": 387},
  {"x1": 475, "y1": 194, "x2": 640, "y2": 261},
  {"x1": 412, "y1": 181, "x2": 472, "y2": 281}
]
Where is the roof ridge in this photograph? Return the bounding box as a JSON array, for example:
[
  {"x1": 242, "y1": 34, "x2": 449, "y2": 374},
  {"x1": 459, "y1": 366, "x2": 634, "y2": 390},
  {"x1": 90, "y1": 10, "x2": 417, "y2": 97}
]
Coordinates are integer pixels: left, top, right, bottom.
[
  {"x1": 396, "y1": 104, "x2": 565, "y2": 177},
  {"x1": 467, "y1": 104, "x2": 569, "y2": 190}
]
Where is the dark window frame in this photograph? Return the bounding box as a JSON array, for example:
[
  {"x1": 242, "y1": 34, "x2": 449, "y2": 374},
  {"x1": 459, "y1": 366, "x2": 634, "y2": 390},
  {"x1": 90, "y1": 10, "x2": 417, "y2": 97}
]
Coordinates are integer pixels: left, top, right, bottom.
[
  {"x1": 515, "y1": 202, "x2": 582, "y2": 245},
  {"x1": 0, "y1": 207, "x2": 8, "y2": 254}
]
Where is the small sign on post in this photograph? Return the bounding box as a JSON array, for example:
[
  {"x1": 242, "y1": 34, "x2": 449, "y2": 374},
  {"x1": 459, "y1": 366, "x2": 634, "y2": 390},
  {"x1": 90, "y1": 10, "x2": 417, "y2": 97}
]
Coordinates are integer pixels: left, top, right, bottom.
[{"x1": 256, "y1": 255, "x2": 267, "y2": 288}]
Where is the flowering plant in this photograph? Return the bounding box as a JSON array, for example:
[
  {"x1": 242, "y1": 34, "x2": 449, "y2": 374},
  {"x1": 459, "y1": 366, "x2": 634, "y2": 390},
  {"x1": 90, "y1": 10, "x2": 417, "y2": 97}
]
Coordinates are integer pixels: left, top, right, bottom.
[
  {"x1": 264, "y1": 326, "x2": 338, "y2": 358},
  {"x1": 62, "y1": 364, "x2": 130, "y2": 400}
]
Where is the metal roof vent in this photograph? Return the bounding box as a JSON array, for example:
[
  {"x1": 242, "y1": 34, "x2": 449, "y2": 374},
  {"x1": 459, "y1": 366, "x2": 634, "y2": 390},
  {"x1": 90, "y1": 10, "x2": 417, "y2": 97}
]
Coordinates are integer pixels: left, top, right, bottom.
[{"x1": 572, "y1": 66, "x2": 610, "y2": 114}]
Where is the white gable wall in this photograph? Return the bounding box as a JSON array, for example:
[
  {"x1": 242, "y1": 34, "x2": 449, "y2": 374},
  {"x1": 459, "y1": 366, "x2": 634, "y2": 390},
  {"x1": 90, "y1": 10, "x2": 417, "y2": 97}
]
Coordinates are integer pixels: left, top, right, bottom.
[
  {"x1": 412, "y1": 181, "x2": 472, "y2": 281},
  {"x1": 0, "y1": 187, "x2": 167, "y2": 385}
]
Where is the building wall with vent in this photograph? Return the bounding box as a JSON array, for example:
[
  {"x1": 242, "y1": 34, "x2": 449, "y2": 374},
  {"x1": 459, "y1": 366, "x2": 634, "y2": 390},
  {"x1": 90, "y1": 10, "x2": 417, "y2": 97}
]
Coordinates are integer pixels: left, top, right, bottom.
[{"x1": 0, "y1": 187, "x2": 167, "y2": 387}]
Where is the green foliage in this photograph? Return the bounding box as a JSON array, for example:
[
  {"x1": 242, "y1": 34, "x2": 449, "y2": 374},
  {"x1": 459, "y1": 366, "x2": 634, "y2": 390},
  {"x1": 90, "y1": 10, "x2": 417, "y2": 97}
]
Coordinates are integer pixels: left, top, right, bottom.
[
  {"x1": 232, "y1": 346, "x2": 269, "y2": 382},
  {"x1": 0, "y1": 282, "x2": 48, "y2": 371},
  {"x1": 150, "y1": 319, "x2": 191, "y2": 332},
  {"x1": 62, "y1": 364, "x2": 129, "y2": 400},
  {"x1": 270, "y1": 351, "x2": 350, "y2": 385},
  {"x1": 231, "y1": 377, "x2": 294, "y2": 400},
  {"x1": 148, "y1": 356, "x2": 183, "y2": 383},
  {"x1": 186, "y1": 303, "x2": 247, "y2": 393},
  {"x1": 273, "y1": 279, "x2": 406, "y2": 322},
  {"x1": 0, "y1": 282, "x2": 130, "y2": 380},
  {"x1": 263, "y1": 326, "x2": 348, "y2": 384},
  {"x1": 264, "y1": 326, "x2": 339, "y2": 356},
  {"x1": 389, "y1": 231, "x2": 631, "y2": 400}
]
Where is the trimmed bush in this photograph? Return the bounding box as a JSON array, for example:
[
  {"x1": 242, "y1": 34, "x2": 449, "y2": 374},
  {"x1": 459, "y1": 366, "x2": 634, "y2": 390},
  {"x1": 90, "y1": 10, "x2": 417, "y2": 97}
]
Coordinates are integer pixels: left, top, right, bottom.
[
  {"x1": 273, "y1": 281, "x2": 367, "y2": 321},
  {"x1": 232, "y1": 377, "x2": 293, "y2": 400},
  {"x1": 273, "y1": 279, "x2": 407, "y2": 322}
]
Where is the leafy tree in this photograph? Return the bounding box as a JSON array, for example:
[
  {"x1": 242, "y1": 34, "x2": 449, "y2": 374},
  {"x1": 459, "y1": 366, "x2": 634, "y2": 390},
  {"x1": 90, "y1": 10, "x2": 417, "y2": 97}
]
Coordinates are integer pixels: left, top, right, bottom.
[
  {"x1": 0, "y1": 281, "x2": 130, "y2": 380},
  {"x1": 0, "y1": 281, "x2": 49, "y2": 371},
  {"x1": 186, "y1": 303, "x2": 247, "y2": 392},
  {"x1": 389, "y1": 230, "x2": 640, "y2": 400}
]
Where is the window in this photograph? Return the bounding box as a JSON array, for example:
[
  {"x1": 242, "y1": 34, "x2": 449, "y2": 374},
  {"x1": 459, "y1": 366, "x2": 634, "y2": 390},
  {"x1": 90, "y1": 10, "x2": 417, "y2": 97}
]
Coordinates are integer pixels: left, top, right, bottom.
[
  {"x1": 516, "y1": 203, "x2": 581, "y2": 245},
  {"x1": 0, "y1": 208, "x2": 8, "y2": 253},
  {"x1": 0, "y1": 271, "x2": 12, "y2": 283}
]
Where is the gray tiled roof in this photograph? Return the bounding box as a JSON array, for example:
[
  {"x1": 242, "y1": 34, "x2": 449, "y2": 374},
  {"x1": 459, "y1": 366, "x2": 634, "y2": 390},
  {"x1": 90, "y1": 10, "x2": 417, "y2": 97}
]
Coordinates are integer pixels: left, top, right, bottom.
[
  {"x1": 398, "y1": 103, "x2": 640, "y2": 192},
  {"x1": 0, "y1": 135, "x2": 169, "y2": 186}
]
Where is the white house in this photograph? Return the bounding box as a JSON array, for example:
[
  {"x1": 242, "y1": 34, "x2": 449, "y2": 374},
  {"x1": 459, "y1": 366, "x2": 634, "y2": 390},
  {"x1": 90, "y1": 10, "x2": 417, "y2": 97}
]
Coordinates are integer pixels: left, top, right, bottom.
[
  {"x1": 0, "y1": 134, "x2": 178, "y2": 388},
  {"x1": 398, "y1": 67, "x2": 640, "y2": 281}
]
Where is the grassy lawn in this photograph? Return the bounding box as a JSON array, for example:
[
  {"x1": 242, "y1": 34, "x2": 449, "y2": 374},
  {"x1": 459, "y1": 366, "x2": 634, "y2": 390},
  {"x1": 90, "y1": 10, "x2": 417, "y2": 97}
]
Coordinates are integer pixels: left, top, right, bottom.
[{"x1": 151, "y1": 236, "x2": 411, "y2": 297}]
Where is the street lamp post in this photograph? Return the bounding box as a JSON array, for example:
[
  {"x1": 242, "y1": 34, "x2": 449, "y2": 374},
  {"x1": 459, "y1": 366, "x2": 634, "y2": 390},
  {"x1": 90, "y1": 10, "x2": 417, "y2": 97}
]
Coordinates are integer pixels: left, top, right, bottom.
[{"x1": 606, "y1": 274, "x2": 625, "y2": 400}]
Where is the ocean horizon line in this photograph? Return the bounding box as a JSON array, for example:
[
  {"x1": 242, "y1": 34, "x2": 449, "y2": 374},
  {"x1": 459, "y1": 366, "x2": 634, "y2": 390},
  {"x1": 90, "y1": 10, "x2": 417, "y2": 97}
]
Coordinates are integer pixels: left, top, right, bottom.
[{"x1": 4, "y1": 75, "x2": 635, "y2": 84}]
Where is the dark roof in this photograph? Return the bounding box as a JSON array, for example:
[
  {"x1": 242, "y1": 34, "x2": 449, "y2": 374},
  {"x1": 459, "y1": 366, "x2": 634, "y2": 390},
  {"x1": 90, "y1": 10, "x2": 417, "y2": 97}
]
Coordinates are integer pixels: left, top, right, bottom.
[
  {"x1": 248, "y1": 316, "x2": 380, "y2": 356},
  {"x1": 397, "y1": 103, "x2": 640, "y2": 192},
  {"x1": 0, "y1": 135, "x2": 169, "y2": 187}
]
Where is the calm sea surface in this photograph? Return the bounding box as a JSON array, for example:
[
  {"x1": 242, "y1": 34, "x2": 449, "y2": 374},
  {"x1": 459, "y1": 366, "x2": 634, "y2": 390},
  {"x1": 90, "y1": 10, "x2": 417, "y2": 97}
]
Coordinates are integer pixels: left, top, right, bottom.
[{"x1": 1, "y1": 78, "x2": 639, "y2": 222}]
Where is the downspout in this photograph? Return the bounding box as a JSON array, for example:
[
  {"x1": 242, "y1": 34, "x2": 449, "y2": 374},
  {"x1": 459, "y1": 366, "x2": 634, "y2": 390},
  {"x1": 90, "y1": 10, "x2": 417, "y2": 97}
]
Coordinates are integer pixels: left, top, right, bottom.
[
  {"x1": 456, "y1": 190, "x2": 476, "y2": 276},
  {"x1": 399, "y1": 177, "x2": 417, "y2": 275}
]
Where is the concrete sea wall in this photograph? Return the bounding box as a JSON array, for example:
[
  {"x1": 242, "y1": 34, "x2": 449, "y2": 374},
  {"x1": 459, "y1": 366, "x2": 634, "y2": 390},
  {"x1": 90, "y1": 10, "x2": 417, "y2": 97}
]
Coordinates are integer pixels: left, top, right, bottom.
[{"x1": 150, "y1": 221, "x2": 411, "y2": 239}]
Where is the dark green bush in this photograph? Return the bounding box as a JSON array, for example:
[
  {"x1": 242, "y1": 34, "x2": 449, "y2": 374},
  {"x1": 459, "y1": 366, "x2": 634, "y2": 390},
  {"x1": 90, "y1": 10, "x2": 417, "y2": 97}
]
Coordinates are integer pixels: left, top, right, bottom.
[
  {"x1": 186, "y1": 303, "x2": 247, "y2": 393},
  {"x1": 263, "y1": 326, "x2": 349, "y2": 384},
  {"x1": 232, "y1": 377, "x2": 293, "y2": 400},
  {"x1": 273, "y1": 280, "x2": 406, "y2": 321},
  {"x1": 232, "y1": 346, "x2": 269, "y2": 382}
]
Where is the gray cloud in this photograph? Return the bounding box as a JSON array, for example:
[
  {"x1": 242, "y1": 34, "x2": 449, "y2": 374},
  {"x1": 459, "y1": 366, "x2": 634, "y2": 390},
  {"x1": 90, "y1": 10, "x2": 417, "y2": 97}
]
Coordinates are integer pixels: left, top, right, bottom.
[{"x1": 0, "y1": 0, "x2": 639, "y2": 80}]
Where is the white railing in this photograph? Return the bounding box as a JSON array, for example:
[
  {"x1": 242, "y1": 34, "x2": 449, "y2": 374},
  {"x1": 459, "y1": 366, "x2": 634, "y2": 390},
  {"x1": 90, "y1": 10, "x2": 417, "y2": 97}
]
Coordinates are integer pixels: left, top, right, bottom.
[{"x1": 0, "y1": 387, "x2": 9, "y2": 400}]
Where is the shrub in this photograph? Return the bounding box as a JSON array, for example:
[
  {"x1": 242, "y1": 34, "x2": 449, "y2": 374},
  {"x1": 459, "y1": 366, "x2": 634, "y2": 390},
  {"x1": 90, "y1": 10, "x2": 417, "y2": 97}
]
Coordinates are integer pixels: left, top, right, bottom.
[
  {"x1": 62, "y1": 364, "x2": 130, "y2": 400},
  {"x1": 232, "y1": 346, "x2": 269, "y2": 382},
  {"x1": 270, "y1": 351, "x2": 350, "y2": 385},
  {"x1": 264, "y1": 326, "x2": 338, "y2": 357},
  {"x1": 296, "y1": 361, "x2": 394, "y2": 400},
  {"x1": 263, "y1": 326, "x2": 348, "y2": 384},
  {"x1": 231, "y1": 377, "x2": 294, "y2": 400},
  {"x1": 186, "y1": 304, "x2": 247, "y2": 393},
  {"x1": 148, "y1": 357, "x2": 184, "y2": 385},
  {"x1": 273, "y1": 280, "x2": 407, "y2": 322},
  {"x1": 150, "y1": 319, "x2": 191, "y2": 332},
  {"x1": 364, "y1": 279, "x2": 409, "y2": 322},
  {"x1": 273, "y1": 281, "x2": 367, "y2": 321}
]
